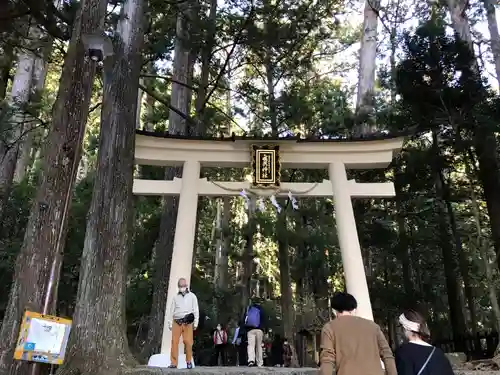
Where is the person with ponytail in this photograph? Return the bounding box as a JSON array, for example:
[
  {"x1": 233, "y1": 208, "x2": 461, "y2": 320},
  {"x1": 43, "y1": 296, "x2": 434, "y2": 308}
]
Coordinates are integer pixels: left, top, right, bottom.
[{"x1": 395, "y1": 310, "x2": 454, "y2": 375}]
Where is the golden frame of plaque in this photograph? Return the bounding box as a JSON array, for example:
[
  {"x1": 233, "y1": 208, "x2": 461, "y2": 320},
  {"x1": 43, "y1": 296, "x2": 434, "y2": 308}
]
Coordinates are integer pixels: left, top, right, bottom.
[{"x1": 251, "y1": 145, "x2": 281, "y2": 188}]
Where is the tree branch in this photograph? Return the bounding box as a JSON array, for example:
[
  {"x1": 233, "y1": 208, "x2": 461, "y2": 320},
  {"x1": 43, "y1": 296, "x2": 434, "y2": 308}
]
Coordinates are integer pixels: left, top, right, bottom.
[
  {"x1": 203, "y1": 3, "x2": 256, "y2": 107},
  {"x1": 138, "y1": 83, "x2": 198, "y2": 127}
]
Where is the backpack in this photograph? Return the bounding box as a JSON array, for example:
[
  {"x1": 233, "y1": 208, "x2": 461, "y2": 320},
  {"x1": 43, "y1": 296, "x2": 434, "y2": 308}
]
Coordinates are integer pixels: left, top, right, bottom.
[{"x1": 246, "y1": 305, "x2": 261, "y2": 328}]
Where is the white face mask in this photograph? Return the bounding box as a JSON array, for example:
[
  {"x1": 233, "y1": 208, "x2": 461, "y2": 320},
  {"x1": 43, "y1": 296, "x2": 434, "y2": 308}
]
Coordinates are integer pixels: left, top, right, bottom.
[
  {"x1": 217, "y1": 326, "x2": 221, "y2": 330},
  {"x1": 179, "y1": 286, "x2": 187, "y2": 293}
]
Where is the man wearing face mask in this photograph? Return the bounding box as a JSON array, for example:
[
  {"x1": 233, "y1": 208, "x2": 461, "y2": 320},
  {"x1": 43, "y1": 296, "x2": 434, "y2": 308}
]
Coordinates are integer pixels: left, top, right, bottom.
[{"x1": 167, "y1": 278, "x2": 199, "y2": 369}]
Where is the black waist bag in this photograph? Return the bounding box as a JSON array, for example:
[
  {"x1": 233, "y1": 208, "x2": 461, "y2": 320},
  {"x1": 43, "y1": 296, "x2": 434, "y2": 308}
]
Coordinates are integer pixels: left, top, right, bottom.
[{"x1": 176, "y1": 313, "x2": 195, "y2": 325}]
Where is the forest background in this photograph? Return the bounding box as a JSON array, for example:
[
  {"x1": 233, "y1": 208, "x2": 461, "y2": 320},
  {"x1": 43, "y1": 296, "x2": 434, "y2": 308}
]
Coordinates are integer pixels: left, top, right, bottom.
[{"x1": 1, "y1": 0, "x2": 500, "y2": 372}]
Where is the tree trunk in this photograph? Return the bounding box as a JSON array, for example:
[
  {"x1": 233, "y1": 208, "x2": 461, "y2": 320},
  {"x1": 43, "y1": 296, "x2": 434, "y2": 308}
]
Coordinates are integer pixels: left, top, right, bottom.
[
  {"x1": 440, "y1": 171, "x2": 477, "y2": 334},
  {"x1": 446, "y1": 0, "x2": 474, "y2": 51},
  {"x1": 465, "y1": 151, "x2": 500, "y2": 332},
  {"x1": 277, "y1": 214, "x2": 293, "y2": 339},
  {"x1": 194, "y1": 0, "x2": 217, "y2": 133},
  {"x1": 0, "y1": 0, "x2": 107, "y2": 370},
  {"x1": 136, "y1": 77, "x2": 144, "y2": 129},
  {"x1": 141, "y1": 1, "x2": 196, "y2": 356},
  {"x1": 139, "y1": 62, "x2": 157, "y2": 132},
  {"x1": 431, "y1": 131, "x2": 467, "y2": 347},
  {"x1": 144, "y1": 90, "x2": 156, "y2": 131},
  {"x1": 383, "y1": 257, "x2": 396, "y2": 349},
  {"x1": 214, "y1": 198, "x2": 223, "y2": 285},
  {"x1": 169, "y1": 6, "x2": 195, "y2": 133},
  {"x1": 265, "y1": 59, "x2": 277, "y2": 133},
  {"x1": 0, "y1": 45, "x2": 13, "y2": 99},
  {"x1": 219, "y1": 197, "x2": 231, "y2": 289},
  {"x1": 241, "y1": 197, "x2": 256, "y2": 312},
  {"x1": 355, "y1": 0, "x2": 379, "y2": 134},
  {"x1": 394, "y1": 167, "x2": 414, "y2": 298},
  {"x1": 14, "y1": 40, "x2": 52, "y2": 183},
  {"x1": 473, "y1": 133, "x2": 500, "y2": 272},
  {"x1": 277, "y1": 213, "x2": 299, "y2": 367},
  {"x1": 59, "y1": 0, "x2": 144, "y2": 373},
  {"x1": 435, "y1": 176, "x2": 467, "y2": 343},
  {"x1": 0, "y1": 33, "x2": 36, "y2": 219},
  {"x1": 481, "y1": 0, "x2": 500, "y2": 86}
]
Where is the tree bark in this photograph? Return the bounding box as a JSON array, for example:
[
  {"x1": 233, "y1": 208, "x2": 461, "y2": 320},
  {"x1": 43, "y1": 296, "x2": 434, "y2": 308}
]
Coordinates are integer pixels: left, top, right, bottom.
[
  {"x1": 277, "y1": 214, "x2": 293, "y2": 338},
  {"x1": 0, "y1": 0, "x2": 107, "y2": 370},
  {"x1": 465, "y1": 151, "x2": 500, "y2": 333},
  {"x1": 355, "y1": 0, "x2": 379, "y2": 134},
  {"x1": 14, "y1": 40, "x2": 52, "y2": 183},
  {"x1": 481, "y1": 0, "x2": 500, "y2": 86},
  {"x1": 136, "y1": 77, "x2": 144, "y2": 129},
  {"x1": 277, "y1": 212, "x2": 299, "y2": 367},
  {"x1": 0, "y1": 44, "x2": 13, "y2": 99},
  {"x1": 431, "y1": 130, "x2": 467, "y2": 347},
  {"x1": 220, "y1": 196, "x2": 231, "y2": 288},
  {"x1": 394, "y1": 167, "x2": 414, "y2": 298},
  {"x1": 214, "y1": 198, "x2": 223, "y2": 285},
  {"x1": 194, "y1": 0, "x2": 217, "y2": 133},
  {"x1": 0, "y1": 31, "x2": 37, "y2": 220},
  {"x1": 446, "y1": 0, "x2": 474, "y2": 52},
  {"x1": 241, "y1": 197, "x2": 256, "y2": 312},
  {"x1": 169, "y1": 5, "x2": 195, "y2": 134},
  {"x1": 144, "y1": 90, "x2": 156, "y2": 131},
  {"x1": 58, "y1": 0, "x2": 145, "y2": 372},
  {"x1": 214, "y1": 198, "x2": 230, "y2": 290},
  {"x1": 472, "y1": 133, "x2": 500, "y2": 272},
  {"x1": 440, "y1": 170, "x2": 477, "y2": 333}
]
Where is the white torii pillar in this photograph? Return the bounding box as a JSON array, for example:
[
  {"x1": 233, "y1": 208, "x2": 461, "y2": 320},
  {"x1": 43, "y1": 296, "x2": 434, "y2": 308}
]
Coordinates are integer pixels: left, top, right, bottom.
[
  {"x1": 329, "y1": 162, "x2": 373, "y2": 321},
  {"x1": 156, "y1": 160, "x2": 200, "y2": 367}
]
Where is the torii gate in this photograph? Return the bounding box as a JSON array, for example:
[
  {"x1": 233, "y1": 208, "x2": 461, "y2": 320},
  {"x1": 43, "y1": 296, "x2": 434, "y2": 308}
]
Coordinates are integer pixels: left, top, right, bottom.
[{"x1": 133, "y1": 130, "x2": 404, "y2": 367}]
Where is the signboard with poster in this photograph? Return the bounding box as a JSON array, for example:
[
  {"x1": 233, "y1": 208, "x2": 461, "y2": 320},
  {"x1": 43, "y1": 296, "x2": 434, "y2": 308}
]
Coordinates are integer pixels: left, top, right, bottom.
[{"x1": 13, "y1": 311, "x2": 72, "y2": 365}]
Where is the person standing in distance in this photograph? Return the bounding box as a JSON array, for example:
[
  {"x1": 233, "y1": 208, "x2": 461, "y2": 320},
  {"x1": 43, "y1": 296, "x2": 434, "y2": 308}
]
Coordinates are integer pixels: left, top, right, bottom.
[
  {"x1": 243, "y1": 298, "x2": 267, "y2": 367},
  {"x1": 167, "y1": 278, "x2": 199, "y2": 369},
  {"x1": 319, "y1": 292, "x2": 397, "y2": 375}
]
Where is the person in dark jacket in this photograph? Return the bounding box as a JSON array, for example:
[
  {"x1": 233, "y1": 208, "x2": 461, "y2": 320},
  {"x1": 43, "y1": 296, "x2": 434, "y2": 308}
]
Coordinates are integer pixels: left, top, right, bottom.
[
  {"x1": 271, "y1": 334, "x2": 284, "y2": 366},
  {"x1": 236, "y1": 321, "x2": 248, "y2": 365},
  {"x1": 395, "y1": 310, "x2": 454, "y2": 375},
  {"x1": 242, "y1": 299, "x2": 267, "y2": 366},
  {"x1": 283, "y1": 338, "x2": 292, "y2": 367}
]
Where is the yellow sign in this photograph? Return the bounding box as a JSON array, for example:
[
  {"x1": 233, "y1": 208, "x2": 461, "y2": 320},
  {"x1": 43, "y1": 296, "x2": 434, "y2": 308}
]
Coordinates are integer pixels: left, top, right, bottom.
[
  {"x1": 251, "y1": 145, "x2": 281, "y2": 188},
  {"x1": 14, "y1": 311, "x2": 72, "y2": 365}
]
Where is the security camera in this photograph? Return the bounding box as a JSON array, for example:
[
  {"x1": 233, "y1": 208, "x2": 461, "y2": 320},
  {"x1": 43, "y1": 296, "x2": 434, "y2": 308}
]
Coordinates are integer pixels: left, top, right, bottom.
[{"x1": 81, "y1": 32, "x2": 114, "y2": 63}]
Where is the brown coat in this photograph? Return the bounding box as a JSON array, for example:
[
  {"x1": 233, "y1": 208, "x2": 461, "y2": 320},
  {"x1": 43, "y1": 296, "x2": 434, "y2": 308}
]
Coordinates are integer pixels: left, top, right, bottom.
[{"x1": 319, "y1": 315, "x2": 397, "y2": 375}]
